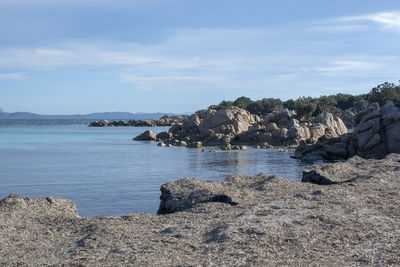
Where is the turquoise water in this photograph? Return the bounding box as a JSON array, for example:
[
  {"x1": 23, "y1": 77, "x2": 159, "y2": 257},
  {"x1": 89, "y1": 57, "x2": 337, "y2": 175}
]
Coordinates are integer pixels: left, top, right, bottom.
[{"x1": 0, "y1": 122, "x2": 312, "y2": 217}]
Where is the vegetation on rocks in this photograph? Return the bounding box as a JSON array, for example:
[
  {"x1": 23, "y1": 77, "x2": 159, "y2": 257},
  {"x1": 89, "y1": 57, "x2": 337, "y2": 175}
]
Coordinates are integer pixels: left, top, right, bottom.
[{"x1": 208, "y1": 81, "x2": 399, "y2": 121}]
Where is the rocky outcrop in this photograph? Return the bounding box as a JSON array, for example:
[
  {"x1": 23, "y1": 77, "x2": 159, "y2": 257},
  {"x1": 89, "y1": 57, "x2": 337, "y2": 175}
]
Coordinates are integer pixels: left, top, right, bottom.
[
  {"x1": 136, "y1": 107, "x2": 347, "y2": 149},
  {"x1": 89, "y1": 115, "x2": 189, "y2": 127},
  {"x1": 313, "y1": 112, "x2": 347, "y2": 140},
  {"x1": 150, "y1": 107, "x2": 262, "y2": 148},
  {"x1": 382, "y1": 101, "x2": 400, "y2": 153},
  {"x1": 133, "y1": 130, "x2": 156, "y2": 141},
  {"x1": 1, "y1": 155, "x2": 399, "y2": 265},
  {"x1": 295, "y1": 101, "x2": 400, "y2": 160},
  {"x1": 88, "y1": 119, "x2": 110, "y2": 127},
  {"x1": 341, "y1": 108, "x2": 356, "y2": 129}
]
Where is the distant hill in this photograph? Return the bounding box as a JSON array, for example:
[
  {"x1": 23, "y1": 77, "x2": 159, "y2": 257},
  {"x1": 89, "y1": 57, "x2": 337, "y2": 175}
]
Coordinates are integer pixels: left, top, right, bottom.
[{"x1": 0, "y1": 111, "x2": 180, "y2": 120}]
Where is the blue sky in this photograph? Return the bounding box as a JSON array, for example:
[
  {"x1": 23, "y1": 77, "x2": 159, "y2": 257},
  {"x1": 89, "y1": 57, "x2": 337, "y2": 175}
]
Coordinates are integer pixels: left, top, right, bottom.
[{"x1": 1, "y1": 0, "x2": 400, "y2": 114}]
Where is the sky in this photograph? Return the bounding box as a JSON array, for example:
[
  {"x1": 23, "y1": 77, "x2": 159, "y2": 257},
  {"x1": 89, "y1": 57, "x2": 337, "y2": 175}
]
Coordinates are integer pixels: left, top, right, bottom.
[{"x1": 0, "y1": 0, "x2": 400, "y2": 114}]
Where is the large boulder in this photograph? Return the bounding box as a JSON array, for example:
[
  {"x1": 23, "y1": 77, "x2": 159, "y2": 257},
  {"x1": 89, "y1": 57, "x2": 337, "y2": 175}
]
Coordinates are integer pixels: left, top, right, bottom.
[
  {"x1": 158, "y1": 178, "x2": 239, "y2": 214},
  {"x1": 198, "y1": 107, "x2": 260, "y2": 137},
  {"x1": 313, "y1": 112, "x2": 348, "y2": 139},
  {"x1": 265, "y1": 122, "x2": 279, "y2": 132},
  {"x1": 156, "y1": 131, "x2": 172, "y2": 141},
  {"x1": 353, "y1": 103, "x2": 383, "y2": 157},
  {"x1": 296, "y1": 101, "x2": 400, "y2": 160},
  {"x1": 133, "y1": 130, "x2": 156, "y2": 141},
  {"x1": 308, "y1": 124, "x2": 327, "y2": 142},
  {"x1": 161, "y1": 107, "x2": 261, "y2": 147},
  {"x1": 288, "y1": 125, "x2": 310, "y2": 140},
  {"x1": 341, "y1": 108, "x2": 356, "y2": 129},
  {"x1": 265, "y1": 109, "x2": 296, "y2": 128},
  {"x1": 381, "y1": 101, "x2": 400, "y2": 153}
]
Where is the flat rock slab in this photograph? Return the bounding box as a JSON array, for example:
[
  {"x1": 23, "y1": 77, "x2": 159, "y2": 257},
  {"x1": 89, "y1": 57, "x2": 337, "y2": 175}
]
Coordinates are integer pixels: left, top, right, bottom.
[
  {"x1": 1, "y1": 155, "x2": 400, "y2": 266},
  {"x1": 303, "y1": 154, "x2": 400, "y2": 184}
]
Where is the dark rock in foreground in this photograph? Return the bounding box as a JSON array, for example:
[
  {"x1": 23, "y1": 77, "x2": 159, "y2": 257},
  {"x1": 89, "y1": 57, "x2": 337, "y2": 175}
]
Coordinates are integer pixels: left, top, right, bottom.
[{"x1": 1, "y1": 155, "x2": 400, "y2": 265}]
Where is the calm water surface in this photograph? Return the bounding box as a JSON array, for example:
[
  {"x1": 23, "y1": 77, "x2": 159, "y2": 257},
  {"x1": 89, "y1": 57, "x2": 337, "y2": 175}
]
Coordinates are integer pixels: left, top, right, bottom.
[{"x1": 0, "y1": 122, "x2": 313, "y2": 216}]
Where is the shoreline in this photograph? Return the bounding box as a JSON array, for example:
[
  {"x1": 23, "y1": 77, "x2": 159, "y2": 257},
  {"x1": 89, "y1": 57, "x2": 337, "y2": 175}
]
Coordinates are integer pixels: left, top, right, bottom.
[{"x1": 1, "y1": 154, "x2": 399, "y2": 265}]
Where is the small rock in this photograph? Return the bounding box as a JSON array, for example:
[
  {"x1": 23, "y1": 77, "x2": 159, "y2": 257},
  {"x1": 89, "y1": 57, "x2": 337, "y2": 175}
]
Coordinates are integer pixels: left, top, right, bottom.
[
  {"x1": 178, "y1": 141, "x2": 187, "y2": 147},
  {"x1": 188, "y1": 141, "x2": 202, "y2": 148},
  {"x1": 220, "y1": 143, "x2": 232, "y2": 150},
  {"x1": 133, "y1": 130, "x2": 156, "y2": 141}
]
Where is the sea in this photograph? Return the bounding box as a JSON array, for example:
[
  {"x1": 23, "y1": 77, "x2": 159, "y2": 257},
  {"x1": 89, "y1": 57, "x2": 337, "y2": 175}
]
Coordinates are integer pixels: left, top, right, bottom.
[{"x1": 0, "y1": 120, "x2": 313, "y2": 217}]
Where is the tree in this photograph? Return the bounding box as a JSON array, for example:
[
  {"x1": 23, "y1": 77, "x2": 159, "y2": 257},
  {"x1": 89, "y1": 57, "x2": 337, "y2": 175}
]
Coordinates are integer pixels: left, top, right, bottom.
[
  {"x1": 295, "y1": 97, "x2": 317, "y2": 121},
  {"x1": 368, "y1": 81, "x2": 400, "y2": 106},
  {"x1": 283, "y1": 99, "x2": 296, "y2": 111},
  {"x1": 260, "y1": 98, "x2": 283, "y2": 114},
  {"x1": 315, "y1": 95, "x2": 340, "y2": 115},
  {"x1": 332, "y1": 93, "x2": 353, "y2": 110},
  {"x1": 208, "y1": 100, "x2": 233, "y2": 110},
  {"x1": 233, "y1": 96, "x2": 253, "y2": 109},
  {"x1": 246, "y1": 101, "x2": 263, "y2": 115},
  {"x1": 246, "y1": 98, "x2": 283, "y2": 115}
]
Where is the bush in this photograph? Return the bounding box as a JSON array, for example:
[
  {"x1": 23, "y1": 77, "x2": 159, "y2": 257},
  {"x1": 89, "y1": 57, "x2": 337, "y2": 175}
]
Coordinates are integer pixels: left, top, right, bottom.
[
  {"x1": 294, "y1": 97, "x2": 317, "y2": 121},
  {"x1": 314, "y1": 95, "x2": 340, "y2": 116},
  {"x1": 206, "y1": 80, "x2": 399, "y2": 119},
  {"x1": 208, "y1": 100, "x2": 234, "y2": 110},
  {"x1": 233, "y1": 96, "x2": 253, "y2": 109},
  {"x1": 247, "y1": 98, "x2": 283, "y2": 115},
  {"x1": 368, "y1": 82, "x2": 400, "y2": 106}
]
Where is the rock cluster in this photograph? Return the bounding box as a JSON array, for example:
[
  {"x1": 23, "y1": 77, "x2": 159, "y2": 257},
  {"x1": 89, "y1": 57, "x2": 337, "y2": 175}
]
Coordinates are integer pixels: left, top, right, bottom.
[
  {"x1": 1, "y1": 155, "x2": 399, "y2": 265},
  {"x1": 134, "y1": 107, "x2": 347, "y2": 150},
  {"x1": 88, "y1": 115, "x2": 188, "y2": 127},
  {"x1": 295, "y1": 101, "x2": 400, "y2": 160}
]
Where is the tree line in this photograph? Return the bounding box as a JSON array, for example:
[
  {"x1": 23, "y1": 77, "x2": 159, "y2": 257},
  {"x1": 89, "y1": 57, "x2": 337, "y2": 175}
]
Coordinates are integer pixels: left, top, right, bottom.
[{"x1": 208, "y1": 81, "x2": 400, "y2": 121}]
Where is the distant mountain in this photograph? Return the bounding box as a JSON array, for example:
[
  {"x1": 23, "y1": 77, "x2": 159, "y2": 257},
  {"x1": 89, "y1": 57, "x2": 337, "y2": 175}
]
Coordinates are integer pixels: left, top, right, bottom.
[{"x1": 0, "y1": 111, "x2": 181, "y2": 120}]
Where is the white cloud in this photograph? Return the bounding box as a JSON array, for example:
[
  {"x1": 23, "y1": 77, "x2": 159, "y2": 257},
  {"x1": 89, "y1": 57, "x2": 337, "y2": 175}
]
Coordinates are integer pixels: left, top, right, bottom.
[
  {"x1": 306, "y1": 24, "x2": 368, "y2": 33},
  {"x1": 0, "y1": 73, "x2": 26, "y2": 80},
  {"x1": 341, "y1": 12, "x2": 400, "y2": 33},
  {"x1": 120, "y1": 74, "x2": 226, "y2": 91},
  {"x1": 0, "y1": 45, "x2": 159, "y2": 70},
  {"x1": 0, "y1": 14, "x2": 399, "y2": 97},
  {"x1": 315, "y1": 60, "x2": 381, "y2": 73}
]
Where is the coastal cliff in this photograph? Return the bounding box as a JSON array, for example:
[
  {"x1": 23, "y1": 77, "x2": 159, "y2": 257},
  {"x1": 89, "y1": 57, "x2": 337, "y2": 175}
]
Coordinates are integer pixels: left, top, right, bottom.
[{"x1": 1, "y1": 155, "x2": 399, "y2": 266}]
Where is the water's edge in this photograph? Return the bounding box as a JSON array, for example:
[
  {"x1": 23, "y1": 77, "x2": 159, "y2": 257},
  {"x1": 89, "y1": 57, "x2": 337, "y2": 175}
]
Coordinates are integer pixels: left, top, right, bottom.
[{"x1": 0, "y1": 123, "x2": 313, "y2": 216}]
